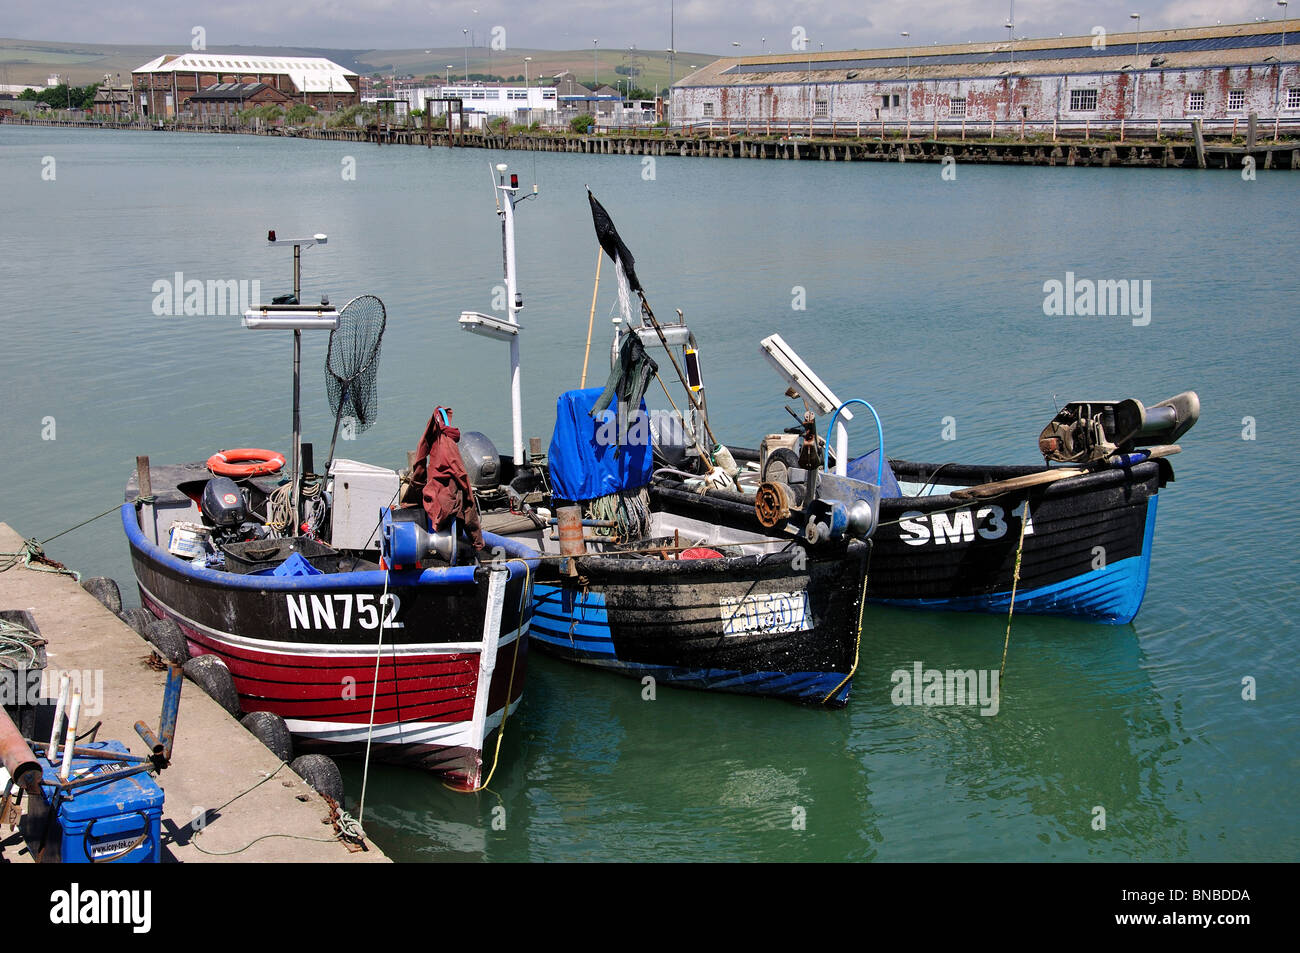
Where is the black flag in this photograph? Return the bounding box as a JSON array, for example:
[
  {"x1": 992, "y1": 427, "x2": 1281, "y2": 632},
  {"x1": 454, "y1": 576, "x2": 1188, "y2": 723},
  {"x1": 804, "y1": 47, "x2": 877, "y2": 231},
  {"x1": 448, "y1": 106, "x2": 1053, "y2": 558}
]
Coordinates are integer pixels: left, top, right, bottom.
[{"x1": 587, "y1": 190, "x2": 642, "y2": 293}]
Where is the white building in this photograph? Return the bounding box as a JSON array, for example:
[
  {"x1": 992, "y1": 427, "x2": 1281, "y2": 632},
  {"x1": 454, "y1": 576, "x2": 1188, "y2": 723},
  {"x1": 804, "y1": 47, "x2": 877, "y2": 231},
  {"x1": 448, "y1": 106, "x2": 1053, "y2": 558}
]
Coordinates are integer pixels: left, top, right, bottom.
[{"x1": 406, "y1": 84, "x2": 557, "y2": 122}]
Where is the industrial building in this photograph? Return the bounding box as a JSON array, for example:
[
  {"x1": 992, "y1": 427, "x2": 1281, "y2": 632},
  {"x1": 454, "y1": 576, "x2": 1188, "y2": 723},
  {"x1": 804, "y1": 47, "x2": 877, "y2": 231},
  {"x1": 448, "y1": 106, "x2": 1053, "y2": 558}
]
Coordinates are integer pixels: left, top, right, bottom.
[
  {"x1": 132, "y1": 53, "x2": 359, "y2": 118},
  {"x1": 672, "y1": 20, "x2": 1299, "y2": 134}
]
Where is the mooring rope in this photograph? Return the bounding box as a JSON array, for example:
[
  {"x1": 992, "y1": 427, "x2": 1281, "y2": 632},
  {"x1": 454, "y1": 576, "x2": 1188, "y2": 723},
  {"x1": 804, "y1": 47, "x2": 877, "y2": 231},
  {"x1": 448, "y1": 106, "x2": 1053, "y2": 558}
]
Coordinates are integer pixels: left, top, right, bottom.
[
  {"x1": 0, "y1": 538, "x2": 81, "y2": 581},
  {"x1": 998, "y1": 496, "x2": 1031, "y2": 687},
  {"x1": 821, "y1": 540, "x2": 873, "y2": 706},
  {"x1": 355, "y1": 564, "x2": 393, "y2": 830}
]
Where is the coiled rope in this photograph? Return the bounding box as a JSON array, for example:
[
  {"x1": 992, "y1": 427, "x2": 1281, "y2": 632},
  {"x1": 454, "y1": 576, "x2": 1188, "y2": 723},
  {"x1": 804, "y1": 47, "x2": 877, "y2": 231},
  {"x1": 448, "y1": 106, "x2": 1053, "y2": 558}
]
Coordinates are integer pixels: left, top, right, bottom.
[{"x1": 0, "y1": 617, "x2": 44, "y2": 668}]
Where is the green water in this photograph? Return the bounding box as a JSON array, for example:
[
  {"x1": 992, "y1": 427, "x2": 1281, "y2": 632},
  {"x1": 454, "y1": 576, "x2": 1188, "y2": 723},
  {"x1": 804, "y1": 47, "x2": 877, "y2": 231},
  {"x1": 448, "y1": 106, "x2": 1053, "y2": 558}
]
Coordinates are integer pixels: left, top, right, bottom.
[{"x1": 1, "y1": 125, "x2": 1295, "y2": 861}]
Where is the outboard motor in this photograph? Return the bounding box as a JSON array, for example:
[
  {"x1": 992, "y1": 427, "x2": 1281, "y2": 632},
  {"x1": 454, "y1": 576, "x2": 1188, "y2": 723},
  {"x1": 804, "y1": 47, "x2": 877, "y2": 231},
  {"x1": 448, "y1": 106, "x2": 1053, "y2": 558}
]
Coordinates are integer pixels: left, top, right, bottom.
[
  {"x1": 458, "y1": 431, "x2": 501, "y2": 491},
  {"x1": 1039, "y1": 391, "x2": 1200, "y2": 464},
  {"x1": 201, "y1": 477, "x2": 249, "y2": 528}
]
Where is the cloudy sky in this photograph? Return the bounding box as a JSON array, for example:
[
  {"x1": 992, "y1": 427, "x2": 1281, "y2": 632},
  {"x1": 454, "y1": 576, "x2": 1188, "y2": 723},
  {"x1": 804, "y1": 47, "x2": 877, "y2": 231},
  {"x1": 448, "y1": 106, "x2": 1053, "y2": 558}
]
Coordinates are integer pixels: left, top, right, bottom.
[{"x1": 12, "y1": 1, "x2": 1285, "y2": 53}]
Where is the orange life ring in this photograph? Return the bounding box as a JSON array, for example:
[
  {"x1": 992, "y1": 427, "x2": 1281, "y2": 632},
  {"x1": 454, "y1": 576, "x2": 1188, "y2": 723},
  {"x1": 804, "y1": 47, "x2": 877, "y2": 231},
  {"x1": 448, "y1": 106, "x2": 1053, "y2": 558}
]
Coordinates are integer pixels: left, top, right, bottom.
[{"x1": 206, "y1": 448, "x2": 286, "y2": 478}]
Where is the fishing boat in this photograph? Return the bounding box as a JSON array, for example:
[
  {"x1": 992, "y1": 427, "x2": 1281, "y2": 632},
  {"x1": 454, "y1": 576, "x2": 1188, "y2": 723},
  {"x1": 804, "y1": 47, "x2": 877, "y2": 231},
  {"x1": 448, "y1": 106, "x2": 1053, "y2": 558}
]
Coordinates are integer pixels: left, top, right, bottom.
[
  {"x1": 121, "y1": 232, "x2": 539, "y2": 791},
  {"x1": 663, "y1": 383, "x2": 1200, "y2": 625},
  {"x1": 456, "y1": 187, "x2": 881, "y2": 706}
]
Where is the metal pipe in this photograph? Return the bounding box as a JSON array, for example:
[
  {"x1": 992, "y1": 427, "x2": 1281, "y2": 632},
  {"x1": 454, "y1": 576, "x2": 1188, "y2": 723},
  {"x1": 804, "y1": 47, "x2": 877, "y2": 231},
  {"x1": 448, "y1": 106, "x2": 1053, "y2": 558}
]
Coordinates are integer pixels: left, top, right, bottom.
[
  {"x1": 134, "y1": 721, "x2": 162, "y2": 756},
  {"x1": 59, "y1": 690, "x2": 81, "y2": 782},
  {"x1": 47, "y1": 672, "x2": 69, "y2": 761},
  {"x1": 0, "y1": 707, "x2": 42, "y2": 795},
  {"x1": 158, "y1": 662, "x2": 183, "y2": 763}
]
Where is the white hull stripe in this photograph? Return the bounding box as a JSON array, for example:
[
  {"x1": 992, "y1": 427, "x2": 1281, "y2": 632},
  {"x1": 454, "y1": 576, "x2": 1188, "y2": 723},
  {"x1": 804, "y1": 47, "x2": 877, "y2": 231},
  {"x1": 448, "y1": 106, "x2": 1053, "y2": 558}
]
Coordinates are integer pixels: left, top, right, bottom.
[
  {"x1": 138, "y1": 578, "x2": 528, "y2": 658},
  {"x1": 283, "y1": 699, "x2": 519, "y2": 747}
]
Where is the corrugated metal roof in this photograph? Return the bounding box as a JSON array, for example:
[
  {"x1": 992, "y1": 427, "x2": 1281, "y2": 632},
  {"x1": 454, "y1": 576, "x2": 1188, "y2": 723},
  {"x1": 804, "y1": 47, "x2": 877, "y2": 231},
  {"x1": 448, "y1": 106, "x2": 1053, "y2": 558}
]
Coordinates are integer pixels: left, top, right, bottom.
[
  {"x1": 682, "y1": 19, "x2": 1300, "y2": 87},
  {"x1": 132, "y1": 52, "x2": 356, "y2": 93}
]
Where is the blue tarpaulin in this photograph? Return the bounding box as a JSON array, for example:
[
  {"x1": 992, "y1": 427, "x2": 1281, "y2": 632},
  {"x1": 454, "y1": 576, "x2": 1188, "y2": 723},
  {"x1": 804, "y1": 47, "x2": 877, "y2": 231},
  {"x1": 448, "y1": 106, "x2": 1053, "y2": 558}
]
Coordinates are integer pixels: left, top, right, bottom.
[{"x1": 549, "y1": 388, "x2": 653, "y2": 503}]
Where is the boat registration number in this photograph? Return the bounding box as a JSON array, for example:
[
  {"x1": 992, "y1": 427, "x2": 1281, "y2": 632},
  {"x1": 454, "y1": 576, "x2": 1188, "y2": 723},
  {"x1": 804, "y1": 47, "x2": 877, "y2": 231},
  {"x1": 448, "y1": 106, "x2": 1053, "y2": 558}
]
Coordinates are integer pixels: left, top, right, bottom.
[{"x1": 719, "y1": 590, "x2": 810, "y2": 636}]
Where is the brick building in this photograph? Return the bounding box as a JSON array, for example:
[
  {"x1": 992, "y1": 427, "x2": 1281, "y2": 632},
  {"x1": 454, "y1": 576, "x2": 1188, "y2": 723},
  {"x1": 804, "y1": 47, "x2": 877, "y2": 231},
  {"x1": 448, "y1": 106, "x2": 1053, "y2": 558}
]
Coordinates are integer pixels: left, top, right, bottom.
[
  {"x1": 187, "y1": 82, "x2": 294, "y2": 121},
  {"x1": 673, "y1": 19, "x2": 1299, "y2": 134},
  {"x1": 132, "y1": 52, "x2": 358, "y2": 118}
]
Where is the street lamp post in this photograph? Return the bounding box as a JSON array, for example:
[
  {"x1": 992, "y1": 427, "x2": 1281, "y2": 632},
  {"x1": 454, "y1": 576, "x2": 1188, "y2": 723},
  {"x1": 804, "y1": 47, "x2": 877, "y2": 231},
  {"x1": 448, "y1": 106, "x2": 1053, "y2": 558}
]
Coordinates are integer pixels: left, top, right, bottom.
[
  {"x1": 594, "y1": 39, "x2": 599, "y2": 87},
  {"x1": 1278, "y1": 0, "x2": 1290, "y2": 139},
  {"x1": 901, "y1": 32, "x2": 910, "y2": 122},
  {"x1": 463, "y1": 29, "x2": 469, "y2": 81},
  {"x1": 524, "y1": 57, "x2": 532, "y2": 123}
]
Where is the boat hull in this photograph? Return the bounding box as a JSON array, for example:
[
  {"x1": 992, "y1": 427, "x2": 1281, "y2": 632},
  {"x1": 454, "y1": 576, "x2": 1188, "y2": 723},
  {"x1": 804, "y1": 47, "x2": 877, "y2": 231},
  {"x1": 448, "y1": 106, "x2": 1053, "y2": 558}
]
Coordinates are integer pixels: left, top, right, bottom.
[
  {"x1": 122, "y1": 505, "x2": 535, "y2": 790},
  {"x1": 530, "y1": 541, "x2": 869, "y2": 706},
  {"x1": 868, "y1": 459, "x2": 1167, "y2": 623}
]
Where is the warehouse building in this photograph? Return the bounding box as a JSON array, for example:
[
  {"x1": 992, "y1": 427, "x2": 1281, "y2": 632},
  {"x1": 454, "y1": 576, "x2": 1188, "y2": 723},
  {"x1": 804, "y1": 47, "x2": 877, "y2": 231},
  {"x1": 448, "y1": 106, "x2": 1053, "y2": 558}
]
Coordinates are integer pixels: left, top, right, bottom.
[
  {"x1": 672, "y1": 19, "x2": 1299, "y2": 134},
  {"x1": 132, "y1": 53, "x2": 358, "y2": 118}
]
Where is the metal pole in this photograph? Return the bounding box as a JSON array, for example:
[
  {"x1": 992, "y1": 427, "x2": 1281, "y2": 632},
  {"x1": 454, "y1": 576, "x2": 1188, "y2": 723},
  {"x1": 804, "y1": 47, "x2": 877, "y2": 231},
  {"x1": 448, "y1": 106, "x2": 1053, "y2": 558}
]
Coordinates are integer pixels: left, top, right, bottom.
[
  {"x1": 292, "y1": 243, "x2": 302, "y2": 527},
  {"x1": 500, "y1": 173, "x2": 524, "y2": 466}
]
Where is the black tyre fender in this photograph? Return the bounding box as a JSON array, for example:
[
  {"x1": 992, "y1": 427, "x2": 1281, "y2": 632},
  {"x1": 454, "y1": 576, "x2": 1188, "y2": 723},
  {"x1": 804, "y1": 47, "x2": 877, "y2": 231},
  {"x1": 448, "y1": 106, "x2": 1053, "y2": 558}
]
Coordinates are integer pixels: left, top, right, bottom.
[
  {"x1": 81, "y1": 577, "x2": 122, "y2": 615},
  {"x1": 290, "y1": 754, "x2": 345, "y2": 807},
  {"x1": 118, "y1": 607, "x2": 155, "y2": 639},
  {"x1": 144, "y1": 617, "x2": 190, "y2": 664},
  {"x1": 182, "y1": 654, "x2": 241, "y2": 718},
  {"x1": 241, "y1": 711, "x2": 294, "y2": 763}
]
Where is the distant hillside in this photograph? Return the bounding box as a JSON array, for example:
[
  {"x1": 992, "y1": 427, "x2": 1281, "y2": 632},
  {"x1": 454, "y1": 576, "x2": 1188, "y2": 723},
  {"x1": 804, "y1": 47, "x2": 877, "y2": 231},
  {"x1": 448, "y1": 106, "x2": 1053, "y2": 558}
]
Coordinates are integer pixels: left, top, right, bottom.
[{"x1": 0, "y1": 38, "x2": 718, "y2": 91}]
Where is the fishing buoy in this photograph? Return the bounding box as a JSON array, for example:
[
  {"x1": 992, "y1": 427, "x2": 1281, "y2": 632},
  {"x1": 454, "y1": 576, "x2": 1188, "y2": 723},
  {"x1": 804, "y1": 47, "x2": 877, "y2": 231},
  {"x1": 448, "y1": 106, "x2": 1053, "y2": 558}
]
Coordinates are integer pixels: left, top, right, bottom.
[
  {"x1": 81, "y1": 577, "x2": 122, "y2": 615},
  {"x1": 241, "y1": 711, "x2": 294, "y2": 763},
  {"x1": 145, "y1": 617, "x2": 190, "y2": 664},
  {"x1": 680, "y1": 547, "x2": 724, "y2": 560},
  {"x1": 290, "y1": 754, "x2": 345, "y2": 806},
  {"x1": 118, "y1": 607, "x2": 154, "y2": 638},
  {"x1": 183, "y1": 655, "x2": 241, "y2": 718}
]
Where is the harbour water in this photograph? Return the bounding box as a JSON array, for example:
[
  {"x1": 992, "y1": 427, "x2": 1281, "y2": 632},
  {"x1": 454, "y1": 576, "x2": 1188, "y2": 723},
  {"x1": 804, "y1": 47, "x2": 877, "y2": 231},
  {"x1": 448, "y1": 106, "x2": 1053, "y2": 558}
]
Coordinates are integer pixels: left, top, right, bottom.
[{"x1": 1, "y1": 123, "x2": 1295, "y2": 861}]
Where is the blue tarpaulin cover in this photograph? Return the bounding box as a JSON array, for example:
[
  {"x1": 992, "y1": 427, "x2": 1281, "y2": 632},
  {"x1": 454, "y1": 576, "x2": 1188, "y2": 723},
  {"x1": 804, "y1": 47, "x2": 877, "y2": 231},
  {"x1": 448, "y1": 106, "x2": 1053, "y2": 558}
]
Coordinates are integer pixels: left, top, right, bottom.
[{"x1": 549, "y1": 387, "x2": 653, "y2": 503}]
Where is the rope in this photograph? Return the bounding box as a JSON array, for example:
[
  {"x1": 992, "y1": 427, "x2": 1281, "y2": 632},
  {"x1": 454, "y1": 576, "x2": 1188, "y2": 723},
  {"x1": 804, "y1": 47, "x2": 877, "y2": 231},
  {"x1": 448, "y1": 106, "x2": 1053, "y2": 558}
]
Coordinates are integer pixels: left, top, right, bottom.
[
  {"x1": 0, "y1": 539, "x2": 80, "y2": 581},
  {"x1": 42, "y1": 497, "x2": 151, "y2": 546},
  {"x1": 0, "y1": 617, "x2": 43, "y2": 667},
  {"x1": 1, "y1": 495, "x2": 160, "y2": 580},
  {"x1": 580, "y1": 245, "x2": 602, "y2": 387},
  {"x1": 356, "y1": 565, "x2": 393, "y2": 825},
  {"x1": 184, "y1": 762, "x2": 367, "y2": 854},
  {"x1": 821, "y1": 540, "x2": 872, "y2": 705},
  {"x1": 998, "y1": 496, "x2": 1030, "y2": 688}
]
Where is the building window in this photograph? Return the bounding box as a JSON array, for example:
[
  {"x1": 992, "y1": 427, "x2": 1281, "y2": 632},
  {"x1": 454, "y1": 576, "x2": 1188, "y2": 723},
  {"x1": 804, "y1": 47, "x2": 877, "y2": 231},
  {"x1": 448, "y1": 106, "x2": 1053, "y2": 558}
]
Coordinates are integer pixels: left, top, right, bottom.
[
  {"x1": 703, "y1": 102, "x2": 714, "y2": 116},
  {"x1": 1289, "y1": 87, "x2": 1300, "y2": 109},
  {"x1": 949, "y1": 96, "x2": 966, "y2": 118},
  {"x1": 1186, "y1": 90, "x2": 1205, "y2": 113},
  {"x1": 1228, "y1": 89, "x2": 1245, "y2": 111},
  {"x1": 814, "y1": 100, "x2": 828, "y2": 117},
  {"x1": 881, "y1": 94, "x2": 890, "y2": 109},
  {"x1": 1069, "y1": 88, "x2": 1098, "y2": 112}
]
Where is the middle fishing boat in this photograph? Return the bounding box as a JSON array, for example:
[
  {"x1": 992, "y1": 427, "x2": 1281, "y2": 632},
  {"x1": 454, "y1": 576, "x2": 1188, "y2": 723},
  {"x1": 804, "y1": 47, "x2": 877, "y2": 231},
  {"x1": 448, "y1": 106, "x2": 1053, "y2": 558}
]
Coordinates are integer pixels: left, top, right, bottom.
[{"x1": 457, "y1": 186, "x2": 881, "y2": 706}]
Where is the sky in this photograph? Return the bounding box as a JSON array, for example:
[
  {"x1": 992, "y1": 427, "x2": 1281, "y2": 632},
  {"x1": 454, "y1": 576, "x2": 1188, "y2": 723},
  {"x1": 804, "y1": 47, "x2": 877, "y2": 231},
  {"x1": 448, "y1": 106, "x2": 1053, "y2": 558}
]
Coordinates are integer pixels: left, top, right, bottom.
[{"x1": 8, "y1": 1, "x2": 1288, "y2": 54}]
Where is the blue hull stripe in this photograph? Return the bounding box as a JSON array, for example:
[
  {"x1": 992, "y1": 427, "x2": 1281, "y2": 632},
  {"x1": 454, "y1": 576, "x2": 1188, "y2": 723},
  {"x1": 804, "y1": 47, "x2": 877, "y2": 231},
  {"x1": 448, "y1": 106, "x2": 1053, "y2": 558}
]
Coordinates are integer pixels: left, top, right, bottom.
[
  {"x1": 873, "y1": 496, "x2": 1158, "y2": 624},
  {"x1": 530, "y1": 584, "x2": 849, "y2": 703}
]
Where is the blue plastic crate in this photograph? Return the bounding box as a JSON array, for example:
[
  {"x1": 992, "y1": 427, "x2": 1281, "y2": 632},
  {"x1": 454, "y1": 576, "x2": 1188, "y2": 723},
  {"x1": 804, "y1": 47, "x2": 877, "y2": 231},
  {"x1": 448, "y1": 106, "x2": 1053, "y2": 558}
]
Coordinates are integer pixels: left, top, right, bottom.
[{"x1": 22, "y1": 740, "x2": 164, "y2": 863}]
